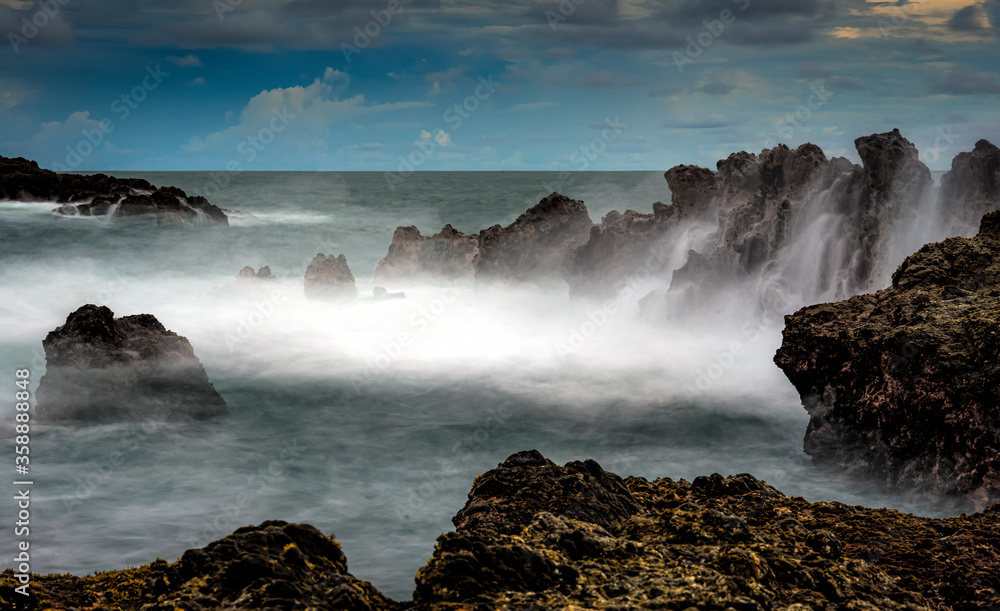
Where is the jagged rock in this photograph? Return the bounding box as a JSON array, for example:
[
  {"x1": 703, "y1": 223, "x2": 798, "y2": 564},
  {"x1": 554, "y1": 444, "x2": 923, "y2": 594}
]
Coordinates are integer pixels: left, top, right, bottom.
[
  {"x1": 451, "y1": 450, "x2": 640, "y2": 535},
  {"x1": 36, "y1": 305, "x2": 227, "y2": 423},
  {"x1": 304, "y1": 253, "x2": 357, "y2": 301},
  {"x1": 775, "y1": 209, "x2": 1000, "y2": 505},
  {"x1": 474, "y1": 193, "x2": 593, "y2": 284},
  {"x1": 939, "y1": 139, "x2": 1000, "y2": 234},
  {"x1": 236, "y1": 265, "x2": 277, "y2": 281},
  {"x1": 663, "y1": 164, "x2": 718, "y2": 213},
  {"x1": 0, "y1": 156, "x2": 228, "y2": 224},
  {"x1": 373, "y1": 286, "x2": 405, "y2": 300},
  {"x1": 375, "y1": 224, "x2": 478, "y2": 281},
  {"x1": 0, "y1": 521, "x2": 399, "y2": 610}
]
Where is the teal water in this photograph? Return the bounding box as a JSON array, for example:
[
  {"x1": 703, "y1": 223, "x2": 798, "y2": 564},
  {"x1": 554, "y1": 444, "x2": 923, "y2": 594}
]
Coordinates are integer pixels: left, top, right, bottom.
[{"x1": 0, "y1": 171, "x2": 964, "y2": 600}]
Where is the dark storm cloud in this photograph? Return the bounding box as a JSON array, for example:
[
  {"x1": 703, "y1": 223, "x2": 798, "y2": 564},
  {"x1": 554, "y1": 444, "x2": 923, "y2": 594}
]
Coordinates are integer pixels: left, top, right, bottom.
[
  {"x1": 698, "y1": 81, "x2": 735, "y2": 95},
  {"x1": 928, "y1": 66, "x2": 1000, "y2": 95},
  {"x1": 947, "y1": 4, "x2": 985, "y2": 30}
]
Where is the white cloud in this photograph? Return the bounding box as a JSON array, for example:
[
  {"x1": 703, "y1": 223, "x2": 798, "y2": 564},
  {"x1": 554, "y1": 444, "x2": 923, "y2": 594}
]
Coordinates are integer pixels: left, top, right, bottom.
[
  {"x1": 168, "y1": 54, "x2": 203, "y2": 67},
  {"x1": 191, "y1": 77, "x2": 206, "y2": 86},
  {"x1": 435, "y1": 130, "x2": 452, "y2": 146},
  {"x1": 2, "y1": 111, "x2": 116, "y2": 169},
  {"x1": 500, "y1": 101, "x2": 561, "y2": 114}
]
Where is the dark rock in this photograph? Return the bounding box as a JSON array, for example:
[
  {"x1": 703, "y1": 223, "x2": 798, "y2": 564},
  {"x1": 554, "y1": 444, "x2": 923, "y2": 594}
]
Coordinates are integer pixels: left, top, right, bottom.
[
  {"x1": 939, "y1": 138, "x2": 1000, "y2": 235},
  {"x1": 0, "y1": 155, "x2": 228, "y2": 224},
  {"x1": 452, "y1": 450, "x2": 640, "y2": 535},
  {"x1": 474, "y1": 193, "x2": 593, "y2": 284},
  {"x1": 775, "y1": 209, "x2": 1000, "y2": 504},
  {"x1": 375, "y1": 224, "x2": 478, "y2": 281},
  {"x1": 236, "y1": 265, "x2": 277, "y2": 281},
  {"x1": 36, "y1": 305, "x2": 227, "y2": 423},
  {"x1": 304, "y1": 253, "x2": 357, "y2": 301}
]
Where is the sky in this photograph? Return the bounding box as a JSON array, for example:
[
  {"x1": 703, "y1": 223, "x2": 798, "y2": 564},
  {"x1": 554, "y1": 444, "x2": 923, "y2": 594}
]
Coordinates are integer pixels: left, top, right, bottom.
[{"x1": 0, "y1": 0, "x2": 998, "y2": 172}]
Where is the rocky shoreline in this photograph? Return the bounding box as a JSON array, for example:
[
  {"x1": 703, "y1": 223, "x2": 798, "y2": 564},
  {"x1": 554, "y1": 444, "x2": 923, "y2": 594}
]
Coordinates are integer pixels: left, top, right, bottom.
[{"x1": 3, "y1": 450, "x2": 998, "y2": 610}]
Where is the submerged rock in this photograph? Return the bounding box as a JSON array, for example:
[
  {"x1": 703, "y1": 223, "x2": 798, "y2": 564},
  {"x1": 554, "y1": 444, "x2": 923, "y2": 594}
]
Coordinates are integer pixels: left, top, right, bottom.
[
  {"x1": 6, "y1": 451, "x2": 1000, "y2": 610},
  {"x1": 474, "y1": 192, "x2": 593, "y2": 284},
  {"x1": 0, "y1": 156, "x2": 228, "y2": 224},
  {"x1": 775, "y1": 209, "x2": 1000, "y2": 505},
  {"x1": 375, "y1": 224, "x2": 478, "y2": 281},
  {"x1": 36, "y1": 304, "x2": 227, "y2": 423},
  {"x1": 304, "y1": 253, "x2": 358, "y2": 301}
]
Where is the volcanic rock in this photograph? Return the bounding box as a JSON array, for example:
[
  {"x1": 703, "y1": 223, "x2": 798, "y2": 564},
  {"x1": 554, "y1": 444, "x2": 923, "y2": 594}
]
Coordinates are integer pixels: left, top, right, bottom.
[
  {"x1": 36, "y1": 304, "x2": 227, "y2": 423},
  {"x1": 375, "y1": 224, "x2": 478, "y2": 281},
  {"x1": 474, "y1": 192, "x2": 593, "y2": 284},
  {"x1": 0, "y1": 156, "x2": 228, "y2": 224},
  {"x1": 236, "y1": 265, "x2": 277, "y2": 281},
  {"x1": 775, "y1": 209, "x2": 1000, "y2": 505},
  {"x1": 939, "y1": 138, "x2": 1000, "y2": 235},
  {"x1": 304, "y1": 253, "x2": 358, "y2": 301}
]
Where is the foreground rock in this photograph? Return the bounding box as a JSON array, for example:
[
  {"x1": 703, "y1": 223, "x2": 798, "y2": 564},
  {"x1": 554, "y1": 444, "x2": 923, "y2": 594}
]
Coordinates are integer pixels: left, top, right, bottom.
[
  {"x1": 0, "y1": 156, "x2": 228, "y2": 224},
  {"x1": 12, "y1": 450, "x2": 999, "y2": 610},
  {"x1": 304, "y1": 253, "x2": 358, "y2": 300},
  {"x1": 474, "y1": 192, "x2": 593, "y2": 284},
  {"x1": 36, "y1": 305, "x2": 227, "y2": 423},
  {"x1": 775, "y1": 210, "x2": 1000, "y2": 505},
  {"x1": 375, "y1": 224, "x2": 478, "y2": 281}
]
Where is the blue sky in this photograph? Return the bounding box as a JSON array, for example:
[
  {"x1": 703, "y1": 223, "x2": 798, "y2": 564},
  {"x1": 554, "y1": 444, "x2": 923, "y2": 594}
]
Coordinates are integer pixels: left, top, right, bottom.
[{"x1": 0, "y1": 0, "x2": 998, "y2": 171}]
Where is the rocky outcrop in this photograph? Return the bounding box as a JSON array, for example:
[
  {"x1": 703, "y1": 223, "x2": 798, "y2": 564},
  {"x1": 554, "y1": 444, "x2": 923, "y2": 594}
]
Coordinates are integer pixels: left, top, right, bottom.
[
  {"x1": 474, "y1": 192, "x2": 593, "y2": 284},
  {"x1": 939, "y1": 139, "x2": 1000, "y2": 235},
  {"x1": 304, "y1": 253, "x2": 357, "y2": 300},
  {"x1": 0, "y1": 156, "x2": 228, "y2": 224},
  {"x1": 775, "y1": 210, "x2": 1000, "y2": 505},
  {"x1": 6, "y1": 451, "x2": 1000, "y2": 610},
  {"x1": 236, "y1": 265, "x2": 277, "y2": 281},
  {"x1": 375, "y1": 224, "x2": 478, "y2": 281},
  {"x1": 36, "y1": 305, "x2": 227, "y2": 423}
]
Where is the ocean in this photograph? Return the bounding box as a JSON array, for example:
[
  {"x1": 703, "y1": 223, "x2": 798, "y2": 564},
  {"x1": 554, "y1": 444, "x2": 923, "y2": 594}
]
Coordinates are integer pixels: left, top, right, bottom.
[{"x1": 0, "y1": 170, "x2": 961, "y2": 600}]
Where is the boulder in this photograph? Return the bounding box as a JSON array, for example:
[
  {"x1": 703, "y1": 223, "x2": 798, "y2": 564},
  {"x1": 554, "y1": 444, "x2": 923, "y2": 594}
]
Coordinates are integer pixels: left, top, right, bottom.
[
  {"x1": 775, "y1": 209, "x2": 1000, "y2": 505},
  {"x1": 36, "y1": 305, "x2": 227, "y2": 423},
  {"x1": 0, "y1": 156, "x2": 228, "y2": 224},
  {"x1": 236, "y1": 265, "x2": 277, "y2": 281},
  {"x1": 304, "y1": 253, "x2": 357, "y2": 301},
  {"x1": 375, "y1": 224, "x2": 478, "y2": 281},
  {"x1": 474, "y1": 192, "x2": 593, "y2": 284}
]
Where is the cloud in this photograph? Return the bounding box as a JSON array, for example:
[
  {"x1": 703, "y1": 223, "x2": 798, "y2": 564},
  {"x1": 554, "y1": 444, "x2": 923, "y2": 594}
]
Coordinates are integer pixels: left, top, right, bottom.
[
  {"x1": 420, "y1": 129, "x2": 451, "y2": 146},
  {"x1": 168, "y1": 54, "x2": 203, "y2": 67},
  {"x1": 191, "y1": 77, "x2": 206, "y2": 86},
  {"x1": 697, "y1": 81, "x2": 735, "y2": 95},
  {"x1": 948, "y1": 4, "x2": 987, "y2": 30},
  {"x1": 501, "y1": 101, "x2": 561, "y2": 113},
  {"x1": 663, "y1": 114, "x2": 735, "y2": 129},
  {"x1": 2, "y1": 111, "x2": 116, "y2": 169},
  {"x1": 928, "y1": 65, "x2": 1000, "y2": 95}
]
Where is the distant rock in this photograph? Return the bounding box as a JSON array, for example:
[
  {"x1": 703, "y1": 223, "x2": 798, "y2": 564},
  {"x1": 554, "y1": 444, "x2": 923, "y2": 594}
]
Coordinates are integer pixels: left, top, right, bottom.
[
  {"x1": 474, "y1": 193, "x2": 593, "y2": 284},
  {"x1": 0, "y1": 156, "x2": 228, "y2": 224},
  {"x1": 775, "y1": 209, "x2": 1000, "y2": 505},
  {"x1": 236, "y1": 265, "x2": 277, "y2": 281},
  {"x1": 375, "y1": 224, "x2": 478, "y2": 281},
  {"x1": 939, "y1": 139, "x2": 1000, "y2": 235},
  {"x1": 304, "y1": 253, "x2": 357, "y2": 300},
  {"x1": 36, "y1": 305, "x2": 227, "y2": 423}
]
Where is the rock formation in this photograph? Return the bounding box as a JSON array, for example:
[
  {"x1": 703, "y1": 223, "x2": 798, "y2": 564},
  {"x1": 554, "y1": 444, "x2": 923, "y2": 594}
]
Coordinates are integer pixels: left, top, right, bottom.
[
  {"x1": 939, "y1": 139, "x2": 1000, "y2": 235},
  {"x1": 775, "y1": 209, "x2": 1000, "y2": 505},
  {"x1": 304, "y1": 253, "x2": 358, "y2": 301},
  {"x1": 36, "y1": 305, "x2": 227, "y2": 423},
  {"x1": 236, "y1": 265, "x2": 277, "y2": 281},
  {"x1": 11, "y1": 450, "x2": 1000, "y2": 610},
  {"x1": 0, "y1": 156, "x2": 229, "y2": 224},
  {"x1": 474, "y1": 192, "x2": 593, "y2": 284},
  {"x1": 373, "y1": 285, "x2": 405, "y2": 300},
  {"x1": 375, "y1": 224, "x2": 478, "y2": 281}
]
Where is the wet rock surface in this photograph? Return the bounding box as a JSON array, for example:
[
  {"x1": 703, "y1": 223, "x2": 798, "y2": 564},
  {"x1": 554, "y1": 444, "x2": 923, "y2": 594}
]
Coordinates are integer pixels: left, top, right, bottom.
[
  {"x1": 304, "y1": 253, "x2": 358, "y2": 300},
  {"x1": 939, "y1": 138, "x2": 1000, "y2": 234},
  {"x1": 375, "y1": 224, "x2": 478, "y2": 281},
  {"x1": 36, "y1": 304, "x2": 227, "y2": 423},
  {"x1": 6, "y1": 451, "x2": 999, "y2": 610},
  {"x1": 0, "y1": 156, "x2": 228, "y2": 224},
  {"x1": 775, "y1": 209, "x2": 1000, "y2": 505}
]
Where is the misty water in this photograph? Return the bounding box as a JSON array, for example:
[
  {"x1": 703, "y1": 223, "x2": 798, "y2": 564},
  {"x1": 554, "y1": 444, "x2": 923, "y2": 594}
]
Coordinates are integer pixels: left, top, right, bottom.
[{"x1": 0, "y1": 170, "x2": 963, "y2": 600}]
